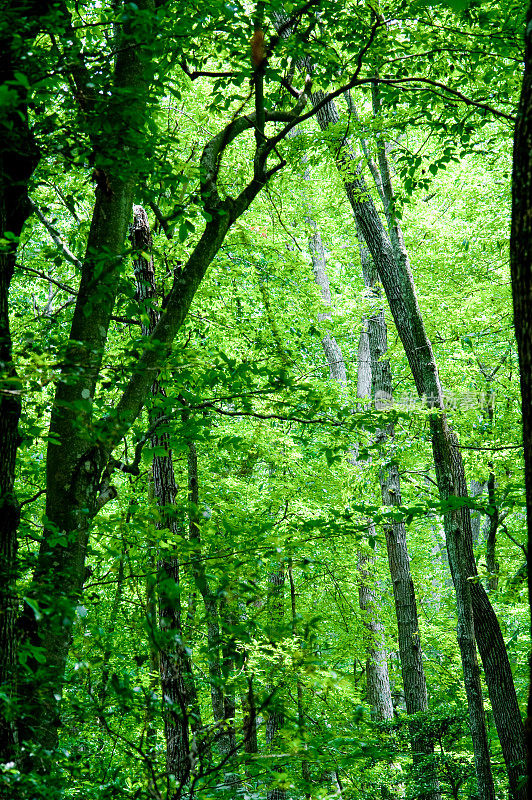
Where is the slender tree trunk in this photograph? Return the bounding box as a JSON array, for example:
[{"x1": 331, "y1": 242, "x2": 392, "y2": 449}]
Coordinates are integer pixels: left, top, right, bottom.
[
  {"x1": 187, "y1": 441, "x2": 235, "y2": 766},
  {"x1": 367, "y1": 306, "x2": 440, "y2": 798},
  {"x1": 96, "y1": 542, "x2": 126, "y2": 759},
  {"x1": 219, "y1": 595, "x2": 240, "y2": 788},
  {"x1": 307, "y1": 218, "x2": 347, "y2": 383},
  {"x1": 266, "y1": 568, "x2": 287, "y2": 800},
  {"x1": 219, "y1": 599, "x2": 237, "y2": 752},
  {"x1": 288, "y1": 562, "x2": 311, "y2": 796},
  {"x1": 310, "y1": 88, "x2": 523, "y2": 798},
  {"x1": 144, "y1": 528, "x2": 160, "y2": 794},
  {"x1": 469, "y1": 480, "x2": 485, "y2": 546},
  {"x1": 242, "y1": 684, "x2": 258, "y2": 760},
  {"x1": 485, "y1": 469, "x2": 499, "y2": 592},
  {"x1": 510, "y1": 0, "x2": 532, "y2": 782},
  {"x1": 354, "y1": 226, "x2": 439, "y2": 798},
  {"x1": 131, "y1": 205, "x2": 196, "y2": 792},
  {"x1": 355, "y1": 328, "x2": 395, "y2": 724}
]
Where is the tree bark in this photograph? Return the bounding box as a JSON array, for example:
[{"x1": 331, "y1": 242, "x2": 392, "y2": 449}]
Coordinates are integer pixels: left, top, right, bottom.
[
  {"x1": 266, "y1": 567, "x2": 287, "y2": 800},
  {"x1": 307, "y1": 89, "x2": 513, "y2": 798},
  {"x1": 131, "y1": 205, "x2": 196, "y2": 793},
  {"x1": 510, "y1": 0, "x2": 532, "y2": 784},
  {"x1": 296, "y1": 140, "x2": 395, "y2": 726},
  {"x1": 17, "y1": 5, "x2": 157, "y2": 758},
  {"x1": 0, "y1": 1, "x2": 60, "y2": 763}
]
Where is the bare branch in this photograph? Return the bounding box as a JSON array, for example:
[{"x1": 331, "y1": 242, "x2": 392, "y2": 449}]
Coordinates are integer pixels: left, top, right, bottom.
[
  {"x1": 187, "y1": 402, "x2": 345, "y2": 427},
  {"x1": 20, "y1": 489, "x2": 46, "y2": 508},
  {"x1": 28, "y1": 199, "x2": 83, "y2": 269},
  {"x1": 16, "y1": 265, "x2": 76, "y2": 295}
]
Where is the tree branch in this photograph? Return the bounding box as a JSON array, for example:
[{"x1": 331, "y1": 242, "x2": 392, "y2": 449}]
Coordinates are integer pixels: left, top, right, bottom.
[
  {"x1": 16, "y1": 265, "x2": 76, "y2": 295},
  {"x1": 28, "y1": 199, "x2": 83, "y2": 269}
]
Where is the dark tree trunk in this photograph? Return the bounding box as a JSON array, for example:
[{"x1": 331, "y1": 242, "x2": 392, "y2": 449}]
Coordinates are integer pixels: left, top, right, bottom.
[
  {"x1": 131, "y1": 205, "x2": 195, "y2": 792},
  {"x1": 16, "y1": 1, "x2": 158, "y2": 761},
  {"x1": 0, "y1": 1, "x2": 59, "y2": 762},
  {"x1": 288, "y1": 563, "x2": 311, "y2": 794},
  {"x1": 510, "y1": 1, "x2": 532, "y2": 781},
  {"x1": 485, "y1": 469, "x2": 499, "y2": 592},
  {"x1": 242, "y1": 682, "x2": 259, "y2": 763}
]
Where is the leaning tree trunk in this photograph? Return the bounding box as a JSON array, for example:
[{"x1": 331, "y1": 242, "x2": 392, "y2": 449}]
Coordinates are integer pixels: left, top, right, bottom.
[
  {"x1": 299, "y1": 143, "x2": 438, "y2": 796},
  {"x1": 510, "y1": 1, "x2": 532, "y2": 779},
  {"x1": 15, "y1": 37, "x2": 303, "y2": 771},
  {"x1": 309, "y1": 87, "x2": 524, "y2": 799},
  {"x1": 297, "y1": 136, "x2": 394, "y2": 726}
]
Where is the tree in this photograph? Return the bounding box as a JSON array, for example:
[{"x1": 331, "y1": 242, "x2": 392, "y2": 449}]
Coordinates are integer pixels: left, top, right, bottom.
[
  {"x1": 510, "y1": 0, "x2": 532, "y2": 786},
  {"x1": 0, "y1": 0, "x2": 67, "y2": 759},
  {"x1": 0, "y1": 1, "x2": 529, "y2": 798},
  {"x1": 301, "y1": 85, "x2": 520, "y2": 795}
]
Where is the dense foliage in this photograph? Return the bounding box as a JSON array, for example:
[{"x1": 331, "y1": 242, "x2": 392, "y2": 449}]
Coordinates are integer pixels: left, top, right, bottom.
[{"x1": 0, "y1": 1, "x2": 530, "y2": 798}]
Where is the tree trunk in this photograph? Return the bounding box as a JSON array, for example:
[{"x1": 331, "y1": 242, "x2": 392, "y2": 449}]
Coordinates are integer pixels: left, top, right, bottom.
[
  {"x1": 266, "y1": 568, "x2": 287, "y2": 800},
  {"x1": 131, "y1": 205, "x2": 195, "y2": 793},
  {"x1": 16, "y1": 5, "x2": 158, "y2": 761},
  {"x1": 298, "y1": 135, "x2": 437, "y2": 791},
  {"x1": 187, "y1": 440, "x2": 237, "y2": 771},
  {"x1": 485, "y1": 469, "x2": 499, "y2": 592},
  {"x1": 364, "y1": 275, "x2": 440, "y2": 800},
  {"x1": 144, "y1": 529, "x2": 160, "y2": 795},
  {"x1": 287, "y1": 563, "x2": 311, "y2": 796},
  {"x1": 310, "y1": 88, "x2": 524, "y2": 798},
  {"x1": 510, "y1": 0, "x2": 532, "y2": 782},
  {"x1": 0, "y1": 1, "x2": 59, "y2": 762},
  {"x1": 355, "y1": 327, "x2": 395, "y2": 725},
  {"x1": 469, "y1": 480, "x2": 485, "y2": 546},
  {"x1": 297, "y1": 144, "x2": 394, "y2": 726}
]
